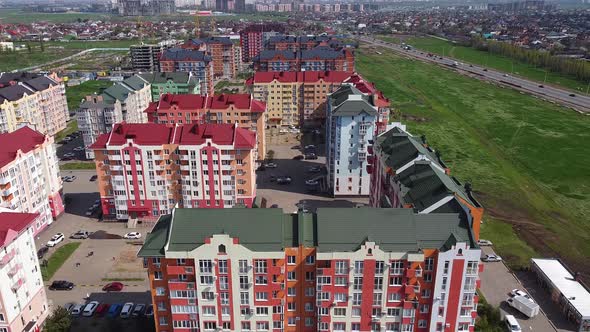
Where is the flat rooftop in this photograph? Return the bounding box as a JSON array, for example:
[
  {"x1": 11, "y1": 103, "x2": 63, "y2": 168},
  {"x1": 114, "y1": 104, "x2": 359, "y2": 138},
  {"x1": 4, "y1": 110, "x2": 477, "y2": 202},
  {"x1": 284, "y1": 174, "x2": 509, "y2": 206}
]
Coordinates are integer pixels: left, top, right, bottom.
[{"x1": 532, "y1": 258, "x2": 590, "y2": 318}]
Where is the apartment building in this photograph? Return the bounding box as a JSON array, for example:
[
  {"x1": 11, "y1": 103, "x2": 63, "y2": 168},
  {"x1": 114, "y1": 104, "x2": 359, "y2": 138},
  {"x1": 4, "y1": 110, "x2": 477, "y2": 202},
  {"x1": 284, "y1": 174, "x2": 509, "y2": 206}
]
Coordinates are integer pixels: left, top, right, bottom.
[
  {"x1": 0, "y1": 127, "x2": 64, "y2": 235},
  {"x1": 265, "y1": 35, "x2": 344, "y2": 52},
  {"x1": 159, "y1": 48, "x2": 214, "y2": 95},
  {"x1": 252, "y1": 47, "x2": 355, "y2": 73},
  {"x1": 326, "y1": 85, "x2": 381, "y2": 197},
  {"x1": 239, "y1": 23, "x2": 286, "y2": 62},
  {"x1": 248, "y1": 71, "x2": 352, "y2": 127},
  {"x1": 138, "y1": 207, "x2": 482, "y2": 332},
  {"x1": 182, "y1": 37, "x2": 237, "y2": 78},
  {"x1": 367, "y1": 125, "x2": 484, "y2": 239},
  {"x1": 90, "y1": 123, "x2": 257, "y2": 220},
  {"x1": 78, "y1": 75, "x2": 150, "y2": 159},
  {"x1": 131, "y1": 40, "x2": 181, "y2": 71},
  {"x1": 137, "y1": 72, "x2": 202, "y2": 101},
  {"x1": 0, "y1": 73, "x2": 69, "y2": 137},
  {"x1": 145, "y1": 93, "x2": 267, "y2": 159},
  {"x1": 0, "y1": 211, "x2": 50, "y2": 332}
]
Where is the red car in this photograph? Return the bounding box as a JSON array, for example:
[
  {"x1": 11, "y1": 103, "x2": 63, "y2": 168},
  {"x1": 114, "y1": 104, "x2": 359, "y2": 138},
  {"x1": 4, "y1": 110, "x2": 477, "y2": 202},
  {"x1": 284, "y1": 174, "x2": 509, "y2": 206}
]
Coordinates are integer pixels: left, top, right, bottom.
[
  {"x1": 95, "y1": 303, "x2": 110, "y2": 317},
  {"x1": 102, "y1": 282, "x2": 124, "y2": 292}
]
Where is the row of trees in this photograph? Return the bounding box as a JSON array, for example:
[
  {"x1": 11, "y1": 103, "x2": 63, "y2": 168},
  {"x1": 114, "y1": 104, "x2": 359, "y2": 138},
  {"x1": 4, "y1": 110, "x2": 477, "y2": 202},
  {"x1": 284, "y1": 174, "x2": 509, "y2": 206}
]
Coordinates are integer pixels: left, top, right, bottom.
[{"x1": 470, "y1": 36, "x2": 590, "y2": 82}]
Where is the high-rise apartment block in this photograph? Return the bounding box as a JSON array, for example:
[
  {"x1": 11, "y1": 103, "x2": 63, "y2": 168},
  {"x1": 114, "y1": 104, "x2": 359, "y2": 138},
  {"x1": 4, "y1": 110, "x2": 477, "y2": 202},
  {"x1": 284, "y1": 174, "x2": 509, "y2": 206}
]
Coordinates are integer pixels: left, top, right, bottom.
[
  {"x1": 90, "y1": 123, "x2": 257, "y2": 220},
  {"x1": 78, "y1": 75, "x2": 150, "y2": 159},
  {"x1": 182, "y1": 37, "x2": 238, "y2": 78},
  {"x1": 239, "y1": 23, "x2": 286, "y2": 62},
  {"x1": 264, "y1": 35, "x2": 345, "y2": 52},
  {"x1": 130, "y1": 40, "x2": 181, "y2": 71},
  {"x1": 252, "y1": 47, "x2": 354, "y2": 72},
  {"x1": 138, "y1": 207, "x2": 482, "y2": 332},
  {"x1": 368, "y1": 125, "x2": 484, "y2": 239},
  {"x1": 248, "y1": 71, "x2": 352, "y2": 127},
  {"x1": 0, "y1": 211, "x2": 50, "y2": 332},
  {"x1": 159, "y1": 49, "x2": 214, "y2": 95},
  {"x1": 0, "y1": 127, "x2": 64, "y2": 234},
  {"x1": 145, "y1": 93, "x2": 267, "y2": 159},
  {"x1": 325, "y1": 85, "x2": 380, "y2": 197},
  {"x1": 0, "y1": 73, "x2": 69, "y2": 137}
]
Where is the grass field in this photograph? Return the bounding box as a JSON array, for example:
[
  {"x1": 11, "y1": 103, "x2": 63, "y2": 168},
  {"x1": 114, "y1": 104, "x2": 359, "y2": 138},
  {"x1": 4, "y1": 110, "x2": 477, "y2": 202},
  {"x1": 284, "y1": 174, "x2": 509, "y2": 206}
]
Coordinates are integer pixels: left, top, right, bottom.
[
  {"x1": 61, "y1": 162, "x2": 96, "y2": 170},
  {"x1": 41, "y1": 242, "x2": 81, "y2": 280},
  {"x1": 66, "y1": 80, "x2": 114, "y2": 110},
  {"x1": 357, "y1": 47, "x2": 590, "y2": 274},
  {"x1": 55, "y1": 120, "x2": 78, "y2": 142},
  {"x1": 378, "y1": 35, "x2": 588, "y2": 92}
]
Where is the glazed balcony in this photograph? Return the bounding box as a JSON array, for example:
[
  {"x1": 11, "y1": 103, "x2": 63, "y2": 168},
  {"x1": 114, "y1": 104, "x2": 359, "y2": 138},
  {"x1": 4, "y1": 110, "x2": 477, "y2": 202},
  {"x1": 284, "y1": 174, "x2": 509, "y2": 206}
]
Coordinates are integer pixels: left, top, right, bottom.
[{"x1": 0, "y1": 249, "x2": 16, "y2": 267}]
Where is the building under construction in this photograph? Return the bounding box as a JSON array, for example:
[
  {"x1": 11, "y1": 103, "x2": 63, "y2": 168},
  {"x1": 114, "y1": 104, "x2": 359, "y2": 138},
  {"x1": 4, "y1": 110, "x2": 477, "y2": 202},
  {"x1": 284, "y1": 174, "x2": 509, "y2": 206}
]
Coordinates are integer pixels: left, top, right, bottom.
[{"x1": 117, "y1": 0, "x2": 176, "y2": 16}]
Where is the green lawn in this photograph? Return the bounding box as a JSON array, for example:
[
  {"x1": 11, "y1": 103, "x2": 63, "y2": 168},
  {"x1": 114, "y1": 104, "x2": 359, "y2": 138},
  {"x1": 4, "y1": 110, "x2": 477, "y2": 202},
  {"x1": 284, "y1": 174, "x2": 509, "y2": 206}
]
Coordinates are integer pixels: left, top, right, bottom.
[
  {"x1": 0, "y1": 9, "x2": 112, "y2": 23},
  {"x1": 357, "y1": 48, "x2": 590, "y2": 273},
  {"x1": 41, "y1": 242, "x2": 81, "y2": 281},
  {"x1": 66, "y1": 80, "x2": 114, "y2": 111},
  {"x1": 60, "y1": 162, "x2": 96, "y2": 170},
  {"x1": 55, "y1": 120, "x2": 78, "y2": 142},
  {"x1": 378, "y1": 35, "x2": 588, "y2": 92}
]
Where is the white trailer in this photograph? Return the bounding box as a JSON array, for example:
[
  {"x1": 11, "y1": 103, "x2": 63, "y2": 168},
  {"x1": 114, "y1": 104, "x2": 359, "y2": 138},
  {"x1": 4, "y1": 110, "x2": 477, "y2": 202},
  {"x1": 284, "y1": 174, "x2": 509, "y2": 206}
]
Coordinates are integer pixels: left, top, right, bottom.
[{"x1": 507, "y1": 295, "x2": 540, "y2": 318}]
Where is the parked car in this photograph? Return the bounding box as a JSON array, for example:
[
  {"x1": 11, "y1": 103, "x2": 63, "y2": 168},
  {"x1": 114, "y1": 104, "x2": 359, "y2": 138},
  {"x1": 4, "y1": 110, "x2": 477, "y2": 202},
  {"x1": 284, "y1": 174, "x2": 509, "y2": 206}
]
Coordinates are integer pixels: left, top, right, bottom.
[
  {"x1": 89, "y1": 175, "x2": 97, "y2": 182},
  {"x1": 63, "y1": 153, "x2": 75, "y2": 158},
  {"x1": 46, "y1": 233, "x2": 65, "y2": 247},
  {"x1": 103, "y1": 282, "x2": 124, "y2": 292},
  {"x1": 64, "y1": 302, "x2": 76, "y2": 312},
  {"x1": 510, "y1": 289, "x2": 532, "y2": 301},
  {"x1": 82, "y1": 301, "x2": 99, "y2": 317},
  {"x1": 132, "y1": 304, "x2": 146, "y2": 317},
  {"x1": 307, "y1": 166, "x2": 321, "y2": 173},
  {"x1": 95, "y1": 303, "x2": 110, "y2": 317},
  {"x1": 107, "y1": 304, "x2": 122, "y2": 318},
  {"x1": 305, "y1": 153, "x2": 317, "y2": 160},
  {"x1": 504, "y1": 314, "x2": 522, "y2": 332},
  {"x1": 120, "y1": 303, "x2": 135, "y2": 318},
  {"x1": 37, "y1": 246, "x2": 49, "y2": 259},
  {"x1": 85, "y1": 207, "x2": 95, "y2": 217},
  {"x1": 71, "y1": 231, "x2": 89, "y2": 239},
  {"x1": 124, "y1": 232, "x2": 141, "y2": 239},
  {"x1": 277, "y1": 176, "x2": 292, "y2": 185},
  {"x1": 477, "y1": 239, "x2": 493, "y2": 246},
  {"x1": 49, "y1": 280, "x2": 75, "y2": 291},
  {"x1": 293, "y1": 155, "x2": 304, "y2": 160},
  {"x1": 73, "y1": 146, "x2": 85, "y2": 152},
  {"x1": 145, "y1": 304, "x2": 154, "y2": 317},
  {"x1": 264, "y1": 162, "x2": 278, "y2": 168},
  {"x1": 71, "y1": 304, "x2": 84, "y2": 316},
  {"x1": 305, "y1": 180, "x2": 319, "y2": 186},
  {"x1": 63, "y1": 137, "x2": 73, "y2": 142},
  {"x1": 570, "y1": 93, "x2": 576, "y2": 97},
  {"x1": 481, "y1": 254, "x2": 502, "y2": 262},
  {"x1": 304, "y1": 145, "x2": 316, "y2": 150}
]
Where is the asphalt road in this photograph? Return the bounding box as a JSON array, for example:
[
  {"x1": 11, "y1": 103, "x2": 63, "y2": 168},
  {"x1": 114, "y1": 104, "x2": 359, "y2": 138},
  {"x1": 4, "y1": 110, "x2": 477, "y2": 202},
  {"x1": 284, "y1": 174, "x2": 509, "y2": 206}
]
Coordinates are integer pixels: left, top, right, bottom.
[{"x1": 361, "y1": 36, "x2": 590, "y2": 114}]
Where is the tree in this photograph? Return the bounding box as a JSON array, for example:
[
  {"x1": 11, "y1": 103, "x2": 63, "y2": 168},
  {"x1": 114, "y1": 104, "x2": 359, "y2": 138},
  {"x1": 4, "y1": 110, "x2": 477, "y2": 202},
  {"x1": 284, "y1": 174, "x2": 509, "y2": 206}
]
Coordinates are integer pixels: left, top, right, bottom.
[
  {"x1": 266, "y1": 150, "x2": 275, "y2": 161},
  {"x1": 43, "y1": 307, "x2": 71, "y2": 332}
]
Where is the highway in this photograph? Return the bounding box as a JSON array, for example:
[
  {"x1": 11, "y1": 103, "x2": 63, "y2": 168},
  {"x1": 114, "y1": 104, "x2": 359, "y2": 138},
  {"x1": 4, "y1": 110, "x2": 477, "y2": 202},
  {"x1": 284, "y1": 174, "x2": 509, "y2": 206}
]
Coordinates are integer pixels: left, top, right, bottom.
[{"x1": 361, "y1": 36, "x2": 590, "y2": 114}]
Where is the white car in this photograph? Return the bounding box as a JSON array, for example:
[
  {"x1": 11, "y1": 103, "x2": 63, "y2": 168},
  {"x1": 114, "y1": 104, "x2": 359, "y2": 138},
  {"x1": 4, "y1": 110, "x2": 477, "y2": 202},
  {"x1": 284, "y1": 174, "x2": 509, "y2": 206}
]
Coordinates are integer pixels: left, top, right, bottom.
[
  {"x1": 264, "y1": 162, "x2": 278, "y2": 168},
  {"x1": 73, "y1": 146, "x2": 85, "y2": 151},
  {"x1": 120, "y1": 302, "x2": 134, "y2": 318},
  {"x1": 70, "y1": 304, "x2": 84, "y2": 316},
  {"x1": 305, "y1": 180, "x2": 319, "y2": 186},
  {"x1": 482, "y1": 254, "x2": 502, "y2": 262},
  {"x1": 505, "y1": 314, "x2": 522, "y2": 332},
  {"x1": 510, "y1": 289, "x2": 533, "y2": 301},
  {"x1": 478, "y1": 239, "x2": 493, "y2": 246},
  {"x1": 47, "y1": 233, "x2": 65, "y2": 247},
  {"x1": 124, "y1": 232, "x2": 141, "y2": 239},
  {"x1": 82, "y1": 301, "x2": 99, "y2": 317}
]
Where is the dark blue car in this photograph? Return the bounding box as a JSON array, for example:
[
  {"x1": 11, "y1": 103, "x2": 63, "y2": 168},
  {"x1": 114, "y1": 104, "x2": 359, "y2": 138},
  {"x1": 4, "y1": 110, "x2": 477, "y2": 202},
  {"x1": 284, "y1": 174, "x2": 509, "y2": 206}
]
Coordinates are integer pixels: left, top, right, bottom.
[{"x1": 107, "y1": 304, "x2": 122, "y2": 318}]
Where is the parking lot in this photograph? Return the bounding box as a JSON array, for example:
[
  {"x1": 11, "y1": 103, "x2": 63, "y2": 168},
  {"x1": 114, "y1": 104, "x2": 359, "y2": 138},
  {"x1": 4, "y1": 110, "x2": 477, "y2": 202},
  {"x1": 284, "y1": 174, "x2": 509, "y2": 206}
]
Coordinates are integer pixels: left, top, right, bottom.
[
  {"x1": 38, "y1": 170, "x2": 152, "y2": 331},
  {"x1": 257, "y1": 130, "x2": 368, "y2": 211},
  {"x1": 56, "y1": 130, "x2": 88, "y2": 161},
  {"x1": 479, "y1": 246, "x2": 576, "y2": 331}
]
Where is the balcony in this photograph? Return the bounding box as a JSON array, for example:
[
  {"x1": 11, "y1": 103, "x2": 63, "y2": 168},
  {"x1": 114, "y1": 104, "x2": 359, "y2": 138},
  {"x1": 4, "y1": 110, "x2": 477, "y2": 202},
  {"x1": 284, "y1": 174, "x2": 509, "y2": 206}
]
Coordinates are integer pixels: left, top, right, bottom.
[
  {"x1": 7, "y1": 263, "x2": 21, "y2": 277},
  {"x1": 11, "y1": 277, "x2": 25, "y2": 292},
  {"x1": 0, "y1": 249, "x2": 16, "y2": 267},
  {"x1": 1, "y1": 185, "x2": 15, "y2": 197}
]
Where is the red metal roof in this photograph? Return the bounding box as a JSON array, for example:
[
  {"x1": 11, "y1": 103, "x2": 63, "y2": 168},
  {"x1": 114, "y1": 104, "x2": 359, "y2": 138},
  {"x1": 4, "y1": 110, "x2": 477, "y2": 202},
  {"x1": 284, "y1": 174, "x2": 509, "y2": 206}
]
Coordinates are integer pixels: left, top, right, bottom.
[
  {"x1": 146, "y1": 93, "x2": 266, "y2": 114},
  {"x1": 251, "y1": 71, "x2": 352, "y2": 84},
  {"x1": 0, "y1": 212, "x2": 39, "y2": 247},
  {"x1": 90, "y1": 123, "x2": 256, "y2": 150},
  {"x1": 0, "y1": 126, "x2": 47, "y2": 169}
]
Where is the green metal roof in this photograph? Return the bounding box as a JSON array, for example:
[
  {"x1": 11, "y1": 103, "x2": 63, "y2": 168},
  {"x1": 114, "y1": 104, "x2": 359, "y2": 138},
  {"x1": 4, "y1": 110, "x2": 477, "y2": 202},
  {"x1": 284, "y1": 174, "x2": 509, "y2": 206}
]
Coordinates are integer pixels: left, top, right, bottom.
[
  {"x1": 138, "y1": 208, "x2": 476, "y2": 257},
  {"x1": 374, "y1": 128, "x2": 439, "y2": 170},
  {"x1": 329, "y1": 85, "x2": 377, "y2": 117}
]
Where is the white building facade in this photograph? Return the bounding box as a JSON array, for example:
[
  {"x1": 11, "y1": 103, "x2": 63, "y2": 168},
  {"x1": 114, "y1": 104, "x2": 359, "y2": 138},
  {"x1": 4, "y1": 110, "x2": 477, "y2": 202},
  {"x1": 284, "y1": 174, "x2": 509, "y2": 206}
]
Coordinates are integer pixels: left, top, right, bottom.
[{"x1": 326, "y1": 85, "x2": 377, "y2": 196}]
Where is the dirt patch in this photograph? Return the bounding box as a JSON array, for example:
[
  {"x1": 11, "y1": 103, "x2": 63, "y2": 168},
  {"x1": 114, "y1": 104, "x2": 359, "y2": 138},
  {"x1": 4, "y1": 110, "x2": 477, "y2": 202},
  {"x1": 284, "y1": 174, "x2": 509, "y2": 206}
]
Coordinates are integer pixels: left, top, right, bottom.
[{"x1": 89, "y1": 230, "x2": 123, "y2": 240}]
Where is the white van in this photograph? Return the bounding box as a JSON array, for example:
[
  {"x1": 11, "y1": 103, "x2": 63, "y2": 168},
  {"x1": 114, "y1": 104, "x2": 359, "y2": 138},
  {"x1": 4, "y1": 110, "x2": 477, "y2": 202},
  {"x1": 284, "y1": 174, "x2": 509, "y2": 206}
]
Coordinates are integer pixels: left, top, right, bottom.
[
  {"x1": 82, "y1": 301, "x2": 99, "y2": 317},
  {"x1": 120, "y1": 302, "x2": 134, "y2": 318},
  {"x1": 70, "y1": 304, "x2": 84, "y2": 316},
  {"x1": 505, "y1": 315, "x2": 522, "y2": 332}
]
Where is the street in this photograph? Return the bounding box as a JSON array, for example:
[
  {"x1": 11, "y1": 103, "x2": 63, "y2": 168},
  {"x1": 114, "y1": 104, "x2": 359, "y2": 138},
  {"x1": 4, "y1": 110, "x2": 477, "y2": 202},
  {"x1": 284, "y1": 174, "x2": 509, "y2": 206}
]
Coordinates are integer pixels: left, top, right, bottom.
[{"x1": 361, "y1": 36, "x2": 590, "y2": 114}]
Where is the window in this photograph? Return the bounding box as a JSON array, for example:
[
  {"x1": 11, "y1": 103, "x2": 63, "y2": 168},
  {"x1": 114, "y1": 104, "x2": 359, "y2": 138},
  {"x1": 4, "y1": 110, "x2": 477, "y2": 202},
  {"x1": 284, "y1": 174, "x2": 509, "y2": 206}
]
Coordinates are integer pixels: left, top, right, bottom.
[
  {"x1": 204, "y1": 322, "x2": 216, "y2": 330},
  {"x1": 352, "y1": 323, "x2": 361, "y2": 331},
  {"x1": 239, "y1": 260, "x2": 249, "y2": 273},
  {"x1": 373, "y1": 292, "x2": 383, "y2": 305},
  {"x1": 317, "y1": 276, "x2": 331, "y2": 284},
  {"x1": 424, "y1": 273, "x2": 433, "y2": 283},
  {"x1": 352, "y1": 307, "x2": 361, "y2": 317},
  {"x1": 288, "y1": 287, "x2": 296, "y2": 297},
  {"x1": 334, "y1": 308, "x2": 346, "y2": 316},
  {"x1": 374, "y1": 277, "x2": 383, "y2": 290},
  {"x1": 319, "y1": 322, "x2": 329, "y2": 330},
  {"x1": 422, "y1": 289, "x2": 431, "y2": 298},
  {"x1": 305, "y1": 255, "x2": 315, "y2": 264},
  {"x1": 156, "y1": 287, "x2": 165, "y2": 296},
  {"x1": 218, "y1": 260, "x2": 228, "y2": 274},
  {"x1": 353, "y1": 276, "x2": 363, "y2": 290},
  {"x1": 354, "y1": 261, "x2": 364, "y2": 274},
  {"x1": 391, "y1": 260, "x2": 404, "y2": 275},
  {"x1": 390, "y1": 276, "x2": 402, "y2": 286},
  {"x1": 159, "y1": 316, "x2": 168, "y2": 326},
  {"x1": 388, "y1": 292, "x2": 401, "y2": 302},
  {"x1": 203, "y1": 306, "x2": 216, "y2": 316},
  {"x1": 287, "y1": 302, "x2": 296, "y2": 311},
  {"x1": 335, "y1": 260, "x2": 348, "y2": 274},
  {"x1": 287, "y1": 256, "x2": 296, "y2": 264},
  {"x1": 219, "y1": 276, "x2": 229, "y2": 290},
  {"x1": 256, "y1": 307, "x2": 268, "y2": 315},
  {"x1": 306, "y1": 271, "x2": 314, "y2": 281},
  {"x1": 372, "y1": 308, "x2": 382, "y2": 318},
  {"x1": 334, "y1": 293, "x2": 347, "y2": 302},
  {"x1": 333, "y1": 322, "x2": 345, "y2": 331},
  {"x1": 154, "y1": 271, "x2": 163, "y2": 280},
  {"x1": 240, "y1": 292, "x2": 249, "y2": 305},
  {"x1": 199, "y1": 259, "x2": 212, "y2": 273},
  {"x1": 425, "y1": 257, "x2": 434, "y2": 271},
  {"x1": 335, "y1": 276, "x2": 347, "y2": 286},
  {"x1": 387, "y1": 308, "x2": 400, "y2": 317},
  {"x1": 318, "y1": 307, "x2": 329, "y2": 316},
  {"x1": 418, "y1": 320, "x2": 427, "y2": 328},
  {"x1": 157, "y1": 301, "x2": 166, "y2": 311},
  {"x1": 443, "y1": 261, "x2": 450, "y2": 274},
  {"x1": 220, "y1": 292, "x2": 229, "y2": 305},
  {"x1": 467, "y1": 260, "x2": 478, "y2": 274},
  {"x1": 305, "y1": 317, "x2": 313, "y2": 327},
  {"x1": 256, "y1": 292, "x2": 268, "y2": 301},
  {"x1": 420, "y1": 304, "x2": 430, "y2": 313},
  {"x1": 386, "y1": 322, "x2": 400, "y2": 332},
  {"x1": 287, "y1": 271, "x2": 296, "y2": 280},
  {"x1": 305, "y1": 302, "x2": 314, "y2": 312},
  {"x1": 255, "y1": 275, "x2": 268, "y2": 285},
  {"x1": 305, "y1": 287, "x2": 314, "y2": 296},
  {"x1": 200, "y1": 275, "x2": 214, "y2": 285},
  {"x1": 352, "y1": 293, "x2": 362, "y2": 305},
  {"x1": 255, "y1": 260, "x2": 267, "y2": 274},
  {"x1": 201, "y1": 291, "x2": 214, "y2": 300},
  {"x1": 375, "y1": 261, "x2": 385, "y2": 274},
  {"x1": 240, "y1": 276, "x2": 249, "y2": 289}
]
